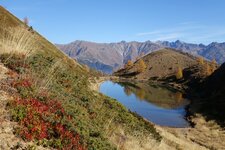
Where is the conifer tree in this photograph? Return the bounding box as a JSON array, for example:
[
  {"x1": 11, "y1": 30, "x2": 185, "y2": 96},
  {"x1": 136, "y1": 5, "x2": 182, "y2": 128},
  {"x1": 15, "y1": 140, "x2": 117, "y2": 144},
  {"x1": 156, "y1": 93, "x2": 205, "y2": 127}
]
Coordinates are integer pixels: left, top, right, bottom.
[
  {"x1": 197, "y1": 57, "x2": 204, "y2": 65},
  {"x1": 211, "y1": 58, "x2": 217, "y2": 72},
  {"x1": 137, "y1": 59, "x2": 147, "y2": 73},
  {"x1": 176, "y1": 67, "x2": 183, "y2": 79},
  {"x1": 125, "y1": 60, "x2": 133, "y2": 69},
  {"x1": 205, "y1": 63, "x2": 212, "y2": 76}
]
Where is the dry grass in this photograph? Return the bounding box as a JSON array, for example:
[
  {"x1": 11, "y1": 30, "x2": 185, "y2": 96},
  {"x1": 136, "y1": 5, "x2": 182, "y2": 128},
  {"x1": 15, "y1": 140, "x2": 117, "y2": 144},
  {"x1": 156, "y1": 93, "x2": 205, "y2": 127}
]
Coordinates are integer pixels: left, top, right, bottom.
[
  {"x1": 0, "y1": 6, "x2": 164, "y2": 149},
  {"x1": 108, "y1": 126, "x2": 160, "y2": 150},
  {"x1": 33, "y1": 59, "x2": 63, "y2": 94},
  {"x1": 114, "y1": 48, "x2": 198, "y2": 80},
  {"x1": 0, "y1": 6, "x2": 40, "y2": 56},
  {"x1": 0, "y1": 26, "x2": 41, "y2": 55}
]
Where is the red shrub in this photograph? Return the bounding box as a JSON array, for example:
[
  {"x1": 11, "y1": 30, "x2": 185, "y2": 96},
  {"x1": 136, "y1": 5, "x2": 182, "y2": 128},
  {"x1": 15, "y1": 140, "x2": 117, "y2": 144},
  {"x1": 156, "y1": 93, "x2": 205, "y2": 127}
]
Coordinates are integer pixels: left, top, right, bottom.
[
  {"x1": 13, "y1": 97, "x2": 85, "y2": 149},
  {"x1": 12, "y1": 79, "x2": 32, "y2": 88}
]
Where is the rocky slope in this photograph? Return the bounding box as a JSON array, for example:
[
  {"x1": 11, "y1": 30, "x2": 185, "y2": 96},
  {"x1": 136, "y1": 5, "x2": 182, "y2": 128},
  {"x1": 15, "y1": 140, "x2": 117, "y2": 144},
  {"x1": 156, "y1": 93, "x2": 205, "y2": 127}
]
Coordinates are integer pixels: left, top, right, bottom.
[
  {"x1": 57, "y1": 40, "x2": 225, "y2": 74},
  {"x1": 199, "y1": 42, "x2": 225, "y2": 64},
  {"x1": 56, "y1": 41, "x2": 162, "y2": 74}
]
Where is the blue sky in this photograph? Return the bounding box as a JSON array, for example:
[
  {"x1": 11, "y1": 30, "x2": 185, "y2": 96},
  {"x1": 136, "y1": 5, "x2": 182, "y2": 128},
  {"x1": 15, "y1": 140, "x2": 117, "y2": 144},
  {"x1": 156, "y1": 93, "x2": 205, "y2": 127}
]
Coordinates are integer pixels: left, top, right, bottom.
[{"x1": 1, "y1": 0, "x2": 225, "y2": 44}]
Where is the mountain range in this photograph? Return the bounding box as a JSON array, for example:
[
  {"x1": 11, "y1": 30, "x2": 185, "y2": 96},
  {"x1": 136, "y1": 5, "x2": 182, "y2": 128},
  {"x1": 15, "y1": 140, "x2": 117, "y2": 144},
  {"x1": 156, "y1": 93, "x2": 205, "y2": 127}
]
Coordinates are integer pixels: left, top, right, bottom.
[
  {"x1": 56, "y1": 40, "x2": 225, "y2": 74},
  {"x1": 1, "y1": 5, "x2": 225, "y2": 149},
  {"x1": 0, "y1": 6, "x2": 162, "y2": 149}
]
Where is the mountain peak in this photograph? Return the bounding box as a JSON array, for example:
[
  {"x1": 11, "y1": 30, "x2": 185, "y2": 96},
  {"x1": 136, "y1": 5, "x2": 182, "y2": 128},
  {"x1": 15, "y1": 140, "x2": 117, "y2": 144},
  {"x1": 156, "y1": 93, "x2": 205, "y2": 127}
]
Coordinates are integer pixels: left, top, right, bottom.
[
  {"x1": 57, "y1": 40, "x2": 225, "y2": 74},
  {"x1": 120, "y1": 40, "x2": 127, "y2": 43},
  {"x1": 175, "y1": 40, "x2": 183, "y2": 44}
]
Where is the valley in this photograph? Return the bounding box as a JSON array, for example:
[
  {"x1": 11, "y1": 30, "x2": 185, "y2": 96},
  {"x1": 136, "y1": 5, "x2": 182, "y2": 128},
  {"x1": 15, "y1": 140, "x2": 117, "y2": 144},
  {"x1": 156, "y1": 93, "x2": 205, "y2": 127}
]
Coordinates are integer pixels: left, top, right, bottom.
[
  {"x1": 0, "y1": 2, "x2": 225, "y2": 150},
  {"x1": 99, "y1": 80, "x2": 190, "y2": 127},
  {"x1": 88, "y1": 48, "x2": 225, "y2": 149},
  {"x1": 89, "y1": 76, "x2": 225, "y2": 150},
  {"x1": 57, "y1": 40, "x2": 225, "y2": 74},
  {"x1": 0, "y1": 6, "x2": 161, "y2": 149}
]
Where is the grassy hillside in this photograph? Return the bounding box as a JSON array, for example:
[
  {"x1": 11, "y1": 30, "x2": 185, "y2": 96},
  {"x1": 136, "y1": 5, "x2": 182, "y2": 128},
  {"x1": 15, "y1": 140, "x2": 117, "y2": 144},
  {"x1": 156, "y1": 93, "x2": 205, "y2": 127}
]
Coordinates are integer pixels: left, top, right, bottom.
[
  {"x1": 193, "y1": 63, "x2": 225, "y2": 127},
  {"x1": 0, "y1": 6, "x2": 161, "y2": 149},
  {"x1": 114, "y1": 48, "x2": 218, "y2": 91},
  {"x1": 114, "y1": 48, "x2": 198, "y2": 80}
]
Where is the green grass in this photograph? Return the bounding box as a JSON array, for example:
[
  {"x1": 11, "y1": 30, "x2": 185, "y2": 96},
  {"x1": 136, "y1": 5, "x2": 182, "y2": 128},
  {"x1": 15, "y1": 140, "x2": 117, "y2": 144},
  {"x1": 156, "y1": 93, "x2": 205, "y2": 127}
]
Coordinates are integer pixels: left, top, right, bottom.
[
  {"x1": 0, "y1": 6, "x2": 161, "y2": 149},
  {"x1": 0, "y1": 52, "x2": 161, "y2": 149}
]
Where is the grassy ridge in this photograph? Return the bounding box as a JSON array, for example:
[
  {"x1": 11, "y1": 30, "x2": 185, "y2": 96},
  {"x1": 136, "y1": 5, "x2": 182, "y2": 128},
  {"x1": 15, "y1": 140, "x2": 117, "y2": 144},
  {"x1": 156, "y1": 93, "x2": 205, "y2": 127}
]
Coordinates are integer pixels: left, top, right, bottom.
[
  {"x1": 0, "y1": 6, "x2": 161, "y2": 149},
  {"x1": 1, "y1": 52, "x2": 161, "y2": 149}
]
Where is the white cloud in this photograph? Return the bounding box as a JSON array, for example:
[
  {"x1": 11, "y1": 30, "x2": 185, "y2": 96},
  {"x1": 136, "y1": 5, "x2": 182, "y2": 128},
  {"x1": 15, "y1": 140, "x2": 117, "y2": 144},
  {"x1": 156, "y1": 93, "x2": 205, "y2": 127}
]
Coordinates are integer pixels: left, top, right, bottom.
[
  {"x1": 153, "y1": 33, "x2": 182, "y2": 41},
  {"x1": 136, "y1": 22, "x2": 225, "y2": 44},
  {"x1": 136, "y1": 31, "x2": 162, "y2": 36}
]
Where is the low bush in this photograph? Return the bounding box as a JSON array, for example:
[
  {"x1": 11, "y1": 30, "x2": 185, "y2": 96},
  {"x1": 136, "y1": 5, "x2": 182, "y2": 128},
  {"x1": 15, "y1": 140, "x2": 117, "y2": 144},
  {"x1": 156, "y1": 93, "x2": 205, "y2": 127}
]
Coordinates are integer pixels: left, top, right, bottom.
[{"x1": 1, "y1": 52, "x2": 161, "y2": 149}]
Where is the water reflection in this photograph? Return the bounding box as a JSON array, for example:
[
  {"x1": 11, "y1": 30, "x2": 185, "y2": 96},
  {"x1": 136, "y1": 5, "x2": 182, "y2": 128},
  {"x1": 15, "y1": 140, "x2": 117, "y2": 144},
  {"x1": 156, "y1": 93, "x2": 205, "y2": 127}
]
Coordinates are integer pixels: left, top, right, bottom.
[
  {"x1": 119, "y1": 82, "x2": 187, "y2": 109},
  {"x1": 100, "y1": 81, "x2": 189, "y2": 127}
]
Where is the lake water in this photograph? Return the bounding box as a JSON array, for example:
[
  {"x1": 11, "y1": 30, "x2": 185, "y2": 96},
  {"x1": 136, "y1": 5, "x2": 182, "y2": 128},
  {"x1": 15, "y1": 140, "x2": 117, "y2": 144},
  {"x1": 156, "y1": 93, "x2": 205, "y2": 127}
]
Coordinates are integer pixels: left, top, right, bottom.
[{"x1": 99, "y1": 81, "x2": 190, "y2": 127}]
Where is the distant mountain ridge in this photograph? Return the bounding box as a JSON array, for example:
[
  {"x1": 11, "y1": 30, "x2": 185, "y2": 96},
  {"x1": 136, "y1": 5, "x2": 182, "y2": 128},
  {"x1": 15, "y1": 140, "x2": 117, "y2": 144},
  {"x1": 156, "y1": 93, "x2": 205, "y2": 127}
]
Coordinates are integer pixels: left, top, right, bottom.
[{"x1": 56, "y1": 40, "x2": 225, "y2": 73}]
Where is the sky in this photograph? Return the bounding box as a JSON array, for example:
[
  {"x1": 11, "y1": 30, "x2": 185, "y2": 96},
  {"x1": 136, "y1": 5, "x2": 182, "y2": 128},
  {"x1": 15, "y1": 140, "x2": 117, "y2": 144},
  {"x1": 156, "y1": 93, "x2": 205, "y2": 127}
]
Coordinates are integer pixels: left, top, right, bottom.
[{"x1": 1, "y1": 0, "x2": 225, "y2": 44}]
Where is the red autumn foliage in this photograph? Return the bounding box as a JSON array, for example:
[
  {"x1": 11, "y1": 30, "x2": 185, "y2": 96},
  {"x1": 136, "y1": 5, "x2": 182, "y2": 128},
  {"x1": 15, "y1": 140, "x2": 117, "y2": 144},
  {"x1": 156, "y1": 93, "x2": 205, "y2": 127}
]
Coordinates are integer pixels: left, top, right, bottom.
[
  {"x1": 6, "y1": 55, "x2": 86, "y2": 149},
  {"x1": 13, "y1": 79, "x2": 32, "y2": 88},
  {"x1": 14, "y1": 97, "x2": 85, "y2": 149},
  {"x1": 12, "y1": 78, "x2": 86, "y2": 149}
]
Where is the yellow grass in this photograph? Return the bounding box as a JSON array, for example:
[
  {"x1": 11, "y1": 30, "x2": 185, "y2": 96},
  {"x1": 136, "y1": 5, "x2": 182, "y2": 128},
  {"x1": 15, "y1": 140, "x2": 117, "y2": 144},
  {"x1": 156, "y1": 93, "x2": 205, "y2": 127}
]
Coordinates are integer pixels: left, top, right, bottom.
[{"x1": 0, "y1": 26, "x2": 41, "y2": 55}]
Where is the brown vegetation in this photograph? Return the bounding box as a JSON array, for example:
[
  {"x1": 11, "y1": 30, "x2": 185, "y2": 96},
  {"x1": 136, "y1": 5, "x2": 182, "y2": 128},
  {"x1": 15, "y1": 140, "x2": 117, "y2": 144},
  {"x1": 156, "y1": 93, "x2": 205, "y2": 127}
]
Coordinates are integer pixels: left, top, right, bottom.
[
  {"x1": 211, "y1": 58, "x2": 217, "y2": 72},
  {"x1": 176, "y1": 67, "x2": 183, "y2": 79},
  {"x1": 114, "y1": 48, "x2": 199, "y2": 80},
  {"x1": 124, "y1": 60, "x2": 133, "y2": 69},
  {"x1": 0, "y1": 26, "x2": 39, "y2": 55},
  {"x1": 197, "y1": 56, "x2": 204, "y2": 65},
  {"x1": 137, "y1": 59, "x2": 146, "y2": 73},
  {"x1": 205, "y1": 63, "x2": 211, "y2": 76},
  {"x1": 0, "y1": 6, "x2": 162, "y2": 149}
]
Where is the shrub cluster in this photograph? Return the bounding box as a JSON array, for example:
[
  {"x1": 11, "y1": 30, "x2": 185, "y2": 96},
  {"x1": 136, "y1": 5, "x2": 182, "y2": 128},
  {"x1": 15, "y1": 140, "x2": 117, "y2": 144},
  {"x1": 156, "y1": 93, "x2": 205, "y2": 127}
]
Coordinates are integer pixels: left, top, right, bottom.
[
  {"x1": 0, "y1": 54, "x2": 85, "y2": 149},
  {"x1": 1, "y1": 52, "x2": 161, "y2": 149},
  {"x1": 11, "y1": 79, "x2": 85, "y2": 150}
]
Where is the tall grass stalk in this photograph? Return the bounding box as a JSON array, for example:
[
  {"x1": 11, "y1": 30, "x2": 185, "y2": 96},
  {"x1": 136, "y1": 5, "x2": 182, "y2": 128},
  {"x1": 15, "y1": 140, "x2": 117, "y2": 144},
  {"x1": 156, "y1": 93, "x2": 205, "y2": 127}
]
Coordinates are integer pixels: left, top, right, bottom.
[{"x1": 0, "y1": 26, "x2": 40, "y2": 56}]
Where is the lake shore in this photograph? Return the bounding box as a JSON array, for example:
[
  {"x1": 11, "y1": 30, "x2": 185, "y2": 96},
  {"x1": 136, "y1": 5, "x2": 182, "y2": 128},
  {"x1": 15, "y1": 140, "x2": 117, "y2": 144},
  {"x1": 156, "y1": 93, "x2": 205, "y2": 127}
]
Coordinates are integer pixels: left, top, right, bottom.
[{"x1": 89, "y1": 76, "x2": 225, "y2": 150}]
